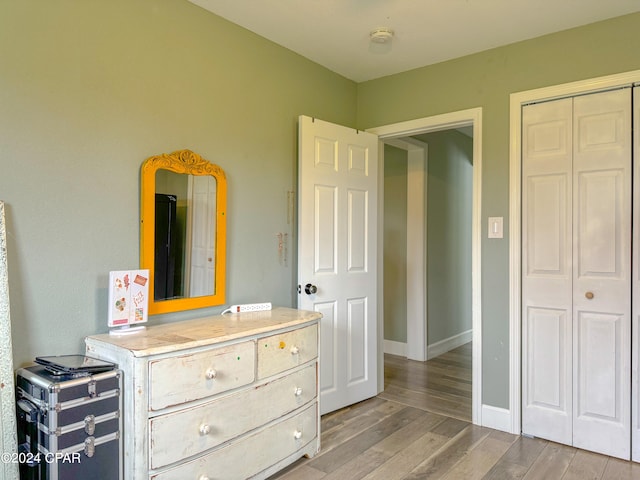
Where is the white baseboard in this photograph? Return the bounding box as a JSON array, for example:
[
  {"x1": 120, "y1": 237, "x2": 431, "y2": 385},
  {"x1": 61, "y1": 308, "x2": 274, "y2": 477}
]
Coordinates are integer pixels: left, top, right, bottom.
[
  {"x1": 427, "y1": 329, "x2": 473, "y2": 360},
  {"x1": 481, "y1": 404, "x2": 512, "y2": 433},
  {"x1": 383, "y1": 339, "x2": 407, "y2": 357}
]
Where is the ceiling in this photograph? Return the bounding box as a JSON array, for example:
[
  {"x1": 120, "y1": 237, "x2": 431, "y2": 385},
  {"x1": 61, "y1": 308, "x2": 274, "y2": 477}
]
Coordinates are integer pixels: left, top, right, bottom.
[{"x1": 188, "y1": 0, "x2": 640, "y2": 82}]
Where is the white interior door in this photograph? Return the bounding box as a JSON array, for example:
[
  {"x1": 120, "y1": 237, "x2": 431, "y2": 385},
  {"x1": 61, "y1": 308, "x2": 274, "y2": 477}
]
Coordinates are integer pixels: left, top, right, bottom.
[
  {"x1": 188, "y1": 175, "x2": 216, "y2": 297},
  {"x1": 522, "y1": 88, "x2": 632, "y2": 460},
  {"x1": 298, "y1": 115, "x2": 378, "y2": 415}
]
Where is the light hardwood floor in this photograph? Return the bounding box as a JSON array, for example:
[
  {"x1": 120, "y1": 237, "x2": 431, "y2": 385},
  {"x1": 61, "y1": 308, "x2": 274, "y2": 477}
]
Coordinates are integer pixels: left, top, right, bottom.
[{"x1": 270, "y1": 343, "x2": 640, "y2": 479}]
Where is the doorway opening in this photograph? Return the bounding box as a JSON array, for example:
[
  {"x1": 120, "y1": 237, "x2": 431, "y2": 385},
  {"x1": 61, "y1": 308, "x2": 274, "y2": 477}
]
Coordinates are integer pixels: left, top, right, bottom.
[
  {"x1": 380, "y1": 129, "x2": 473, "y2": 421},
  {"x1": 368, "y1": 108, "x2": 482, "y2": 426}
]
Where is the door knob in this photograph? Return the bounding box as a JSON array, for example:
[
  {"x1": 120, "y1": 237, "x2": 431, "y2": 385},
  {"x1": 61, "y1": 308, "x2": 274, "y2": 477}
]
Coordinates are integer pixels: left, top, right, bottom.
[
  {"x1": 305, "y1": 283, "x2": 317, "y2": 295},
  {"x1": 585, "y1": 291, "x2": 594, "y2": 300}
]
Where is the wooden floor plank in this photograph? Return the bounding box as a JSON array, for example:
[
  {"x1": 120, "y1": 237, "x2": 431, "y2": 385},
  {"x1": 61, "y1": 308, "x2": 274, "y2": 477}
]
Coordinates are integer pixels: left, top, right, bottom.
[
  {"x1": 402, "y1": 424, "x2": 492, "y2": 480},
  {"x1": 272, "y1": 464, "x2": 326, "y2": 480},
  {"x1": 441, "y1": 430, "x2": 519, "y2": 480},
  {"x1": 314, "y1": 449, "x2": 389, "y2": 480},
  {"x1": 600, "y1": 457, "x2": 640, "y2": 479},
  {"x1": 521, "y1": 442, "x2": 575, "y2": 480},
  {"x1": 482, "y1": 462, "x2": 530, "y2": 480},
  {"x1": 307, "y1": 406, "x2": 425, "y2": 473},
  {"x1": 561, "y1": 449, "x2": 607, "y2": 480},
  {"x1": 362, "y1": 431, "x2": 451, "y2": 480},
  {"x1": 319, "y1": 398, "x2": 406, "y2": 453},
  {"x1": 369, "y1": 410, "x2": 448, "y2": 457},
  {"x1": 379, "y1": 383, "x2": 472, "y2": 421},
  {"x1": 321, "y1": 396, "x2": 387, "y2": 432},
  {"x1": 482, "y1": 436, "x2": 548, "y2": 480}
]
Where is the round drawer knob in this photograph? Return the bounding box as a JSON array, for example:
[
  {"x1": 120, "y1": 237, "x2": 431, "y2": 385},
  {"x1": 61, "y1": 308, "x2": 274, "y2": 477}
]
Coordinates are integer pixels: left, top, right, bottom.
[
  {"x1": 294, "y1": 387, "x2": 303, "y2": 397},
  {"x1": 293, "y1": 430, "x2": 303, "y2": 440},
  {"x1": 585, "y1": 291, "x2": 595, "y2": 300},
  {"x1": 290, "y1": 346, "x2": 300, "y2": 355},
  {"x1": 205, "y1": 368, "x2": 218, "y2": 380},
  {"x1": 200, "y1": 424, "x2": 211, "y2": 435}
]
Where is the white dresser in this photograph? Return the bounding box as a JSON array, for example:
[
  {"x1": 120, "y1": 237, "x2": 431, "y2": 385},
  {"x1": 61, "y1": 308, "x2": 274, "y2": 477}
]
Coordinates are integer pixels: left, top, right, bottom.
[{"x1": 85, "y1": 307, "x2": 321, "y2": 480}]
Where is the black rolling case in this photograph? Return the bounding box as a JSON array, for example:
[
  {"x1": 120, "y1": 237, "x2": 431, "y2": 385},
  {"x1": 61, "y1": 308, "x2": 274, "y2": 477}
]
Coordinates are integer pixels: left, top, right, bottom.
[{"x1": 15, "y1": 365, "x2": 122, "y2": 480}]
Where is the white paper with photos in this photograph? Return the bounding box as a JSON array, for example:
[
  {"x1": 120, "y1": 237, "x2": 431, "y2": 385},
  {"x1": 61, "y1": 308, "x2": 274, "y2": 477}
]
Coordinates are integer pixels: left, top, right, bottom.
[{"x1": 108, "y1": 269, "x2": 149, "y2": 327}]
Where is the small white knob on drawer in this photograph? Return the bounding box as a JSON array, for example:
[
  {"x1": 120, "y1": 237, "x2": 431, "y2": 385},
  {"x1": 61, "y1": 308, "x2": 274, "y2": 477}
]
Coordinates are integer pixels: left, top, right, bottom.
[
  {"x1": 293, "y1": 430, "x2": 303, "y2": 440},
  {"x1": 205, "y1": 368, "x2": 217, "y2": 380},
  {"x1": 294, "y1": 387, "x2": 303, "y2": 397},
  {"x1": 290, "y1": 346, "x2": 300, "y2": 355},
  {"x1": 199, "y1": 424, "x2": 211, "y2": 435},
  {"x1": 198, "y1": 476, "x2": 210, "y2": 480}
]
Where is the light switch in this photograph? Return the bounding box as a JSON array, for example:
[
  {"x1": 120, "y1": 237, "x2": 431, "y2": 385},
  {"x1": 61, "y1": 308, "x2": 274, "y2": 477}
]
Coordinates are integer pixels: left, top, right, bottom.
[{"x1": 488, "y1": 217, "x2": 503, "y2": 239}]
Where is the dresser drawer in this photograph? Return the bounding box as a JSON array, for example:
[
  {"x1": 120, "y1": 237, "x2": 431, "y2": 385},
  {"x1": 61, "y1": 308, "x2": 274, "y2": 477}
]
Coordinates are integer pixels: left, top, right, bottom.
[
  {"x1": 149, "y1": 363, "x2": 317, "y2": 469},
  {"x1": 150, "y1": 403, "x2": 317, "y2": 480},
  {"x1": 257, "y1": 324, "x2": 318, "y2": 379},
  {"x1": 149, "y1": 341, "x2": 255, "y2": 410}
]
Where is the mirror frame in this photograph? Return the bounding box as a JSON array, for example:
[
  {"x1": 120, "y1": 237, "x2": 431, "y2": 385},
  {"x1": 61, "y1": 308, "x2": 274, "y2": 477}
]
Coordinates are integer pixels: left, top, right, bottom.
[{"x1": 140, "y1": 149, "x2": 227, "y2": 314}]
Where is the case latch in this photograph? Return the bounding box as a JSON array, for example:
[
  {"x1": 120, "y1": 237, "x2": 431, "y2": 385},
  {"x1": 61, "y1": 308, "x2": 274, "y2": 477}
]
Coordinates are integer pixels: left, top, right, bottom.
[
  {"x1": 87, "y1": 380, "x2": 97, "y2": 398},
  {"x1": 84, "y1": 437, "x2": 95, "y2": 458},
  {"x1": 84, "y1": 415, "x2": 96, "y2": 435}
]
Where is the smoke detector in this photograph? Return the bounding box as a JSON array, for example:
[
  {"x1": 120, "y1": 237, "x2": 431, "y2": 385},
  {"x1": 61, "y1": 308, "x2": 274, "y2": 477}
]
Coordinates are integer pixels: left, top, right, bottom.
[{"x1": 370, "y1": 27, "x2": 394, "y2": 44}]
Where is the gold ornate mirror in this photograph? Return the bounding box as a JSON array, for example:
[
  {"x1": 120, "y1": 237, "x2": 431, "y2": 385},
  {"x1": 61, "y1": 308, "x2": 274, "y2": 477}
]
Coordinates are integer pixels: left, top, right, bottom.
[{"x1": 140, "y1": 149, "x2": 226, "y2": 314}]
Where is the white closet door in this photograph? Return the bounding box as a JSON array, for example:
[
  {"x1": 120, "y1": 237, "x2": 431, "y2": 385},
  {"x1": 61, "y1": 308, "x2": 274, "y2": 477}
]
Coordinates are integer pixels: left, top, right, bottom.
[
  {"x1": 522, "y1": 88, "x2": 632, "y2": 460},
  {"x1": 522, "y1": 97, "x2": 574, "y2": 445},
  {"x1": 633, "y1": 85, "x2": 640, "y2": 463},
  {"x1": 571, "y1": 89, "x2": 631, "y2": 459}
]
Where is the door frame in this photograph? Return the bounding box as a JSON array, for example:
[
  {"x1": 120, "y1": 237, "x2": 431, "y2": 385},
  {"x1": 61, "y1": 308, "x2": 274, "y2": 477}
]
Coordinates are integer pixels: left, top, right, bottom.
[
  {"x1": 509, "y1": 69, "x2": 640, "y2": 435},
  {"x1": 368, "y1": 107, "x2": 483, "y2": 425}
]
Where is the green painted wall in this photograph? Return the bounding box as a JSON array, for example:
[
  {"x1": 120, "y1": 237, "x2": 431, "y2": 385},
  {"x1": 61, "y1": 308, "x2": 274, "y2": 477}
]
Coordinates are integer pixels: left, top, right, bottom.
[
  {"x1": 0, "y1": 0, "x2": 356, "y2": 367},
  {"x1": 357, "y1": 12, "x2": 640, "y2": 408},
  {"x1": 383, "y1": 144, "x2": 407, "y2": 343}
]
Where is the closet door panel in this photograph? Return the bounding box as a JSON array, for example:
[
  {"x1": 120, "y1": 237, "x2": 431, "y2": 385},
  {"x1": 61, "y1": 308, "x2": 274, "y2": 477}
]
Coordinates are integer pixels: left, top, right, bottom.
[
  {"x1": 576, "y1": 170, "x2": 624, "y2": 277},
  {"x1": 525, "y1": 306, "x2": 571, "y2": 408},
  {"x1": 573, "y1": 311, "x2": 627, "y2": 456},
  {"x1": 522, "y1": 97, "x2": 573, "y2": 444},
  {"x1": 572, "y1": 89, "x2": 631, "y2": 460},
  {"x1": 575, "y1": 312, "x2": 622, "y2": 419},
  {"x1": 574, "y1": 311, "x2": 628, "y2": 458},
  {"x1": 526, "y1": 174, "x2": 568, "y2": 277}
]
